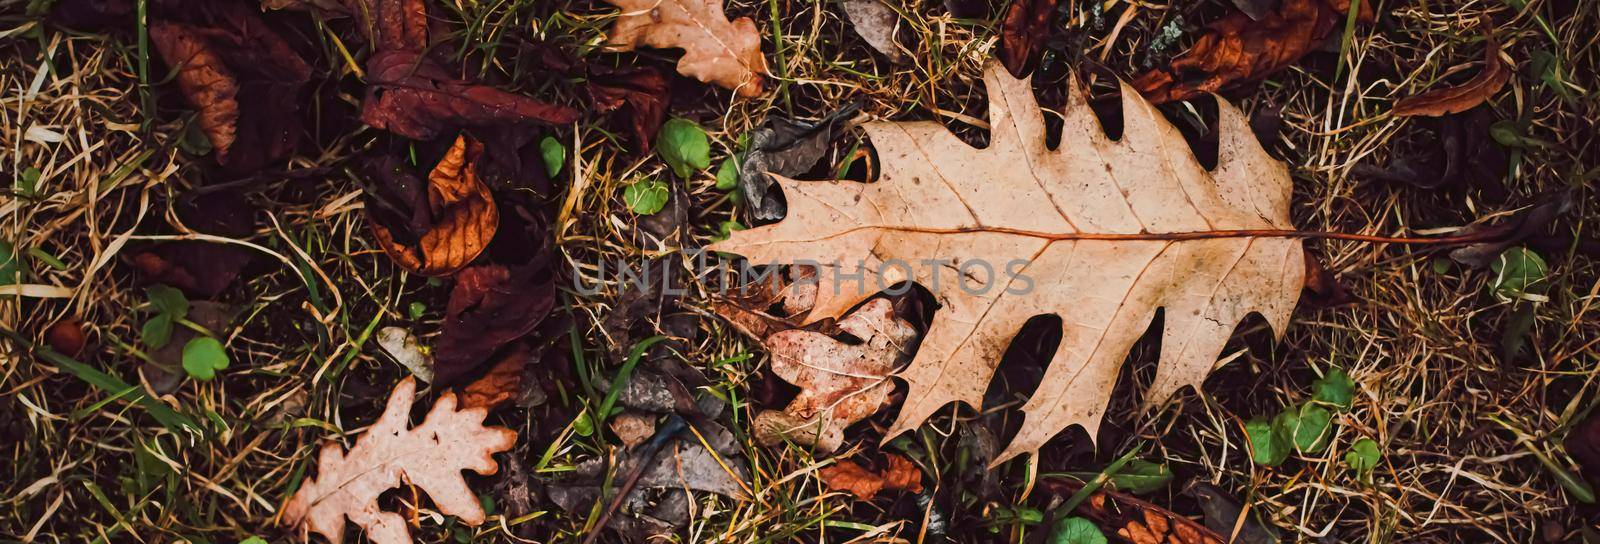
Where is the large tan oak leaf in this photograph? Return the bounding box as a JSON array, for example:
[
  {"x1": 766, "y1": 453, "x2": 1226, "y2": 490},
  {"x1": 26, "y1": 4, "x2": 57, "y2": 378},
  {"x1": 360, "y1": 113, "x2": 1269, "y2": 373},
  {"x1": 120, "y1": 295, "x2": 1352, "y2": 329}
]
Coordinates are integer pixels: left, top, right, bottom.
[
  {"x1": 711, "y1": 61, "x2": 1305, "y2": 463},
  {"x1": 282, "y1": 377, "x2": 516, "y2": 544}
]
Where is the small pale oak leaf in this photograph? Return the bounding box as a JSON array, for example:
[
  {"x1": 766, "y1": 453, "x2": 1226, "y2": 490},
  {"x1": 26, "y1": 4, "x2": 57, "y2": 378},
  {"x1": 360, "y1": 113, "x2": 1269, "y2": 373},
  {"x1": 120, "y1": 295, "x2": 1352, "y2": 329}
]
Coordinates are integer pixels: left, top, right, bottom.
[
  {"x1": 281, "y1": 377, "x2": 516, "y2": 544},
  {"x1": 712, "y1": 61, "x2": 1305, "y2": 463}
]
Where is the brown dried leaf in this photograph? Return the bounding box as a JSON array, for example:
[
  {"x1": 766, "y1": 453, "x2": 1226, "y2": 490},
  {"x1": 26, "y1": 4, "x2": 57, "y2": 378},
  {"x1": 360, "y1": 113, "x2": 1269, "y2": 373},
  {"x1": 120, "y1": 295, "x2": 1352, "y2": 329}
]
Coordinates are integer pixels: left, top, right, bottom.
[
  {"x1": 435, "y1": 262, "x2": 555, "y2": 384},
  {"x1": 131, "y1": 191, "x2": 257, "y2": 298},
  {"x1": 712, "y1": 62, "x2": 1305, "y2": 462},
  {"x1": 818, "y1": 453, "x2": 924, "y2": 501},
  {"x1": 753, "y1": 299, "x2": 913, "y2": 452},
  {"x1": 1131, "y1": 0, "x2": 1344, "y2": 104},
  {"x1": 281, "y1": 377, "x2": 517, "y2": 544},
  {"x1": 363, "y1": 50, "x2": 580, "y2": 141},
  {"x1": 999, "y1": 0, "x2": 1061, "y2": 77},
  {"x1": 603, "y1": 0, "x2": 768, "y2": 97},
  {"x1": 609, "y1": 412, "x2": 659, "y2": 448},
  {"x1": 841, "y1": 0, "x2": 906, "y2": 63},
  {"x1": 1392, "y1": 36, "x2": 1510, "y2": 117},
  {"x1": 148, "y1": 4, "x2": 312, "y2": 170},
  {"x1": 457, "y1": 343, "x2": 531, "y2": 410},
  {"x1": 1299, "y1": 248, "x2": 1352, "y2": 308},
  {"x1": 588, "y1": 66, "x2": 671, "y2": 153},
  {"x1": 370, "y1": 135, "x2": 498, "y2": 276}
]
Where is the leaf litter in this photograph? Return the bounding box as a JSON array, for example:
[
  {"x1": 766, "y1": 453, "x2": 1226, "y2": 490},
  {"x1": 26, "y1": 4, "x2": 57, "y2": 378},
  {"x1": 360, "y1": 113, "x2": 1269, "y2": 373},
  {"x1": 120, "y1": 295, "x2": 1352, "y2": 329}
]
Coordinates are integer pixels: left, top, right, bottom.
[{"x1": 14, "y1": 0, "x2": 1599, "y2": 542}]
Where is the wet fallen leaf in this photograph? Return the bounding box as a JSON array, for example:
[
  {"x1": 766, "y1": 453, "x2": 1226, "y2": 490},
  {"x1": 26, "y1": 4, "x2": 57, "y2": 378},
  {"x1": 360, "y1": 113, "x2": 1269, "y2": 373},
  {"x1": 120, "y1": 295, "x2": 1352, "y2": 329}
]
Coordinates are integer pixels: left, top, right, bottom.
[
  {"x1": 841, "y1": 0, "x2": 906, "y2": 63},
  {"x1": 754, "y1": 299, "x2": 915, "y2": 452},
  {"x1": 1230, "y1": 0, "x2": 1278, "y2": 20},
  {"x1": 1300, "y1": 248, "x2": 1353, "y2": 308},
  {"x1": 363, "y1": 50, "x2": 580, "y2": 141},
  {"x1": 738, "y1": 104, "x2": 861, "y2": 221},
  {"x1": 131, "y1": 191, "x2": 257, "y2": 298},
  {"x1": 603, "y1": 0, "x2": 767, "y2": 97},
  {"x1": 376, "y1": 326, "x2": 434, "y2": 383},
  {"x1": 1190, "y1": 484, "x2": 1281, "y2": 544},
  {"x1": 999, "y1": 0, "x2": 1062, "y2": 77},
  {"x1": 569, "y1": 437, "x2": 750, "y2": 499},
  {"x1": 1393, "y1": 35, "x2": 1511, "y2": 117},
  {"x1": 527, "y1": 42, "x2": 670, "y2": 154},
  {"x1": 347, "y1": 0, "x2": 575, "y2": 139},
  {"x1": 818, "y1": 453, "x2": 924, "y2": 501},
  {"x1": 1131, "y1": 0, "x2": 1363, "y2": 104},
  {"x1": 434, "y1": 261, "x2": 556, "y2": 385},
  {"x1": 368, "y1": 135, "x2": 498, "y2": 276},
  {"x1": 148, "y1": 2, "x2": 312, "y2": 171},
  {"x1": 712, "y1": 62, "x2": 1305, "y2": 462},
  {"x1": 281, "y1": 377, "x2": 517, "y2": 544},
  {"x1": 589, "y1": 66, "x2": 671, "y2": 153},
  {"x1": 457, "y1": 342, "x2": 532, "y2": 410},
  {"x1": 1449, "y1": 189, "x2": 1575, "y2": 268},
  {"x1": 1566, "y1": 409, "x2": 1600, "y2": 488}
]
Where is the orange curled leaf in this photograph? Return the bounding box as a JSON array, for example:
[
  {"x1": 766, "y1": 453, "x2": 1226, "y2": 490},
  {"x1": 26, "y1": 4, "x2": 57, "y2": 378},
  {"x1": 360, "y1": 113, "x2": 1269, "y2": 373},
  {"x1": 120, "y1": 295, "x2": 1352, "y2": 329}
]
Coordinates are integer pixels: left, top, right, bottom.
[
  {"x1": 370, "y1": 135, "x2": 498, "y2": 276},
  {"x1": 1392, "y1": 36, "x2": 1510, "y2": 117},
  {"x1": 818, "y1": 453, "x2": 924, "y2": 501},
  {"x1": 457, "y1": 343, "x2": 531, "y2": 411}
]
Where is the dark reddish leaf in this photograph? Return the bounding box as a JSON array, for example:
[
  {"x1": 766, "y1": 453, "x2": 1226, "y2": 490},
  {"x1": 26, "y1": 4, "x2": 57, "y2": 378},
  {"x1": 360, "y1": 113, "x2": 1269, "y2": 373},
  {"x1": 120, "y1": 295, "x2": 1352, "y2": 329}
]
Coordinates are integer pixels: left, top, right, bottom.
[
  {"x1": 131, "y1": 191, "x2": 257, "y2": 298},
  {"x1": 999, "y1": 0, "x2": 1062, "y2": 78},
  {"x1": 367, "y1": 135, "x2": 498, "y2": 276},
  {"x1": 1393, "y1": 35, "x2": 1510, "y2": 117},
  {"x1": 1566, "y1": 409, "x2": 1600, "y2": 487},
  {"x1": 1131, "y1": 0, "x2": 1362, "y2": 105},
  {"x1": 1300, "y1": 248, "x2": 1352, "y2": 308},
  {"x1": 1450, "y1": 189, "x2": 1576, "y2": 268},
  {"x1": 436, "y1": 201, "x2": 559, "y2": 385},
  {"x1": 49, "y1": 0, "x2": 134, "y2": 29},
  {"x1": 587, "y1": 66, "x2": 670, "y2": 153},
  {"x1": 147, "y1": 2, "x2": 312, "y2": 171},
  {"x1": 371, "y1": 0, "x2": 428, "y2": 50},
  {"x1": 434, "y1": 262, "x2": 555, "y2": 384},
  {"x1": 362, "y1": 50, "x2": 580, "y2": 141}
]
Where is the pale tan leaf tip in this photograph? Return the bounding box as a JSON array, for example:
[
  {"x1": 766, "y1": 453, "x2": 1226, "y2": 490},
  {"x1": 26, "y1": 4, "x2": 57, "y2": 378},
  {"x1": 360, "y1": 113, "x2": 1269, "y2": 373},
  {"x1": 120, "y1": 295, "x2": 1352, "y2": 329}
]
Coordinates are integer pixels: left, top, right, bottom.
[
  {"x1": 711, "y1": 61, "x2": 1305, "y2": 465},
  {"x1": 281, "y1": 377, "x2": 517, "y2": 544},
  {"x1": 603, "y1": 0, "x2": 767, "y2": 97}
]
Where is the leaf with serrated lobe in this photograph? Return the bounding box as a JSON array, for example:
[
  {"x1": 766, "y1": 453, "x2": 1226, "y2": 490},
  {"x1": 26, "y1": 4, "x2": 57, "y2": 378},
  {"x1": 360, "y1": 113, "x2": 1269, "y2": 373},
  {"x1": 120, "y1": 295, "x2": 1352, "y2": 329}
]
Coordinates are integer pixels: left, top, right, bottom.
[
  {"x1": 603, "y1": 0, "x2": 767, "y2": 97},
  {"x1": 712, "y1": 61, "x2": 1304, "y2": 462},
  {"x1": 282, "y1": 377, "x2": 516, "y2": 544}
]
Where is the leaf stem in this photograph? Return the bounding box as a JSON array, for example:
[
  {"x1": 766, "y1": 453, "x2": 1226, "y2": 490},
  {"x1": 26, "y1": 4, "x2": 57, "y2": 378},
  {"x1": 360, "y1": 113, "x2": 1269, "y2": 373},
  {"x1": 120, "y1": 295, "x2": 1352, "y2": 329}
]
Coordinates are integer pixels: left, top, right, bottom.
[{"x1": 840, "y1": 226, "x2": 1505, "y2": 245}]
